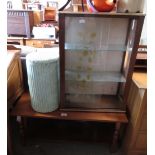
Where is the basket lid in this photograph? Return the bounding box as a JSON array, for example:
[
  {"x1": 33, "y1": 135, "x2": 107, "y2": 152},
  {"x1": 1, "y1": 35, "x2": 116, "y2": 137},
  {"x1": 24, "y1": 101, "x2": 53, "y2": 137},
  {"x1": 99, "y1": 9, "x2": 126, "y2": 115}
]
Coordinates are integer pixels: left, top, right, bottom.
[{"x1": 26, "y1": 47, "x2": 59, "y2": 63}]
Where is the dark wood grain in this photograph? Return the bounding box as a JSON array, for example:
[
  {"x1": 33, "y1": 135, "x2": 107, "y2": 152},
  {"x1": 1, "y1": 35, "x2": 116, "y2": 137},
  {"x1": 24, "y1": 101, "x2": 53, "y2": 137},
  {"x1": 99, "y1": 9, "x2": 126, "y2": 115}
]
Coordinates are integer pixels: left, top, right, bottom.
[
  {"x1": 123, "y1": 16, "x2": 145, "y2": 103},
  {"x1": 59, "y1": 11, "x2": 145, "y2": 18},
  {"x1": 10, "y1": 92, "x2": 128, "y2": 123},
  {"x1": 59, "y1": 13, "x2": 66, "y2": 109}
]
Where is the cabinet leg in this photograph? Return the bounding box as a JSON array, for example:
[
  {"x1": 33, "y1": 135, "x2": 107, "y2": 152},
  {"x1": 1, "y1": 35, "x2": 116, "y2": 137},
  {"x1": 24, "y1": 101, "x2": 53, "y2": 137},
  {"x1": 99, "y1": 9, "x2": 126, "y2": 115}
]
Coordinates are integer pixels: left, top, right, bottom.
[
  {"x1": 17, "y1": 116, "x2": 28, "y2": 145},
  {"x1": 110, "y1": 122, "x2": 121, "y2": 153}
]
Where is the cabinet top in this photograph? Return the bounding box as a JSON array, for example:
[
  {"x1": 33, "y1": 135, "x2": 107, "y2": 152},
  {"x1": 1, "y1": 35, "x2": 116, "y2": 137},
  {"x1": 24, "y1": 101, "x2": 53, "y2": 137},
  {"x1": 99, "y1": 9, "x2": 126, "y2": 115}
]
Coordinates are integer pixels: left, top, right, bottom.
[
  {"x1": 7, "y1": 50, "x2": 20, "y2": 69},
  {"x1": 59, "y1": 11, "x2": 145, "y2": 18}
]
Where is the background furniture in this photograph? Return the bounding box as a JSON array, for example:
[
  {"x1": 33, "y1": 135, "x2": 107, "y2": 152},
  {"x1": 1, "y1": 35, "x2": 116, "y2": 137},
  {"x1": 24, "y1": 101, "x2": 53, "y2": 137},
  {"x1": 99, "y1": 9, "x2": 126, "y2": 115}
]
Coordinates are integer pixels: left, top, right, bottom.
[
  {"x1": 7, "y1": 10, "x2": 34, "y2": 38},
  {"x1": 72, "y1": 0, "x2": 87, "y2": 12},
  {"x1": 134, "y1": 45, "x2": 147, "y2": 71},
  {"x1": 7, "y1": 37, "x2": 25, "y2": 45},
  {"x1": 7, "y1": 47, "x2": 24, "y2": 110},
  {"x1": 7, "y1": 48, "x2": 24, "y2": 155},
  {"x1": 7, "y1": 37, "x2": 56, "y2": 48},
  {"x1": 122, "y1": 72, "x2": 147, "y2": 155},
  {"x1": 25, "y1": 38, "x2": 56, "y2": 48}
]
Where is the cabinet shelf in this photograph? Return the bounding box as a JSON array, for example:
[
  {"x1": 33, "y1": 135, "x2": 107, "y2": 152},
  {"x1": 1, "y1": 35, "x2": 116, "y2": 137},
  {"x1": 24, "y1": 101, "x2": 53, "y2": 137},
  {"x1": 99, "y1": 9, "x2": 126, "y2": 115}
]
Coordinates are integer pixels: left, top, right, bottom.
[
  {"x1": 65, "y1": 80, "x2": 118, "y2": 95},
  {"x1": 65, "y1": 43, "x2": 126, "y2": 52},
  {"x1": 65, "y1": 70, "x2": 126, "y2": 82},
  {"x1": 63, "y1": 94, "x2": 125, "y2": 112},
  {"x1": 65, "y1": 71, "x2": 125, "y2": 95}
]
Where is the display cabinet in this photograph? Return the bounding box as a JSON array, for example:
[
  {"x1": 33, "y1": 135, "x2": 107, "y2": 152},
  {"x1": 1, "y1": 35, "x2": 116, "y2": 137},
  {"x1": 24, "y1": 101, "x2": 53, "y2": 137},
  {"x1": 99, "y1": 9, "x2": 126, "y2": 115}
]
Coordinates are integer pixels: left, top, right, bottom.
[{"x1": 59, "y1": 12, "x2": 145, "y2": 112}]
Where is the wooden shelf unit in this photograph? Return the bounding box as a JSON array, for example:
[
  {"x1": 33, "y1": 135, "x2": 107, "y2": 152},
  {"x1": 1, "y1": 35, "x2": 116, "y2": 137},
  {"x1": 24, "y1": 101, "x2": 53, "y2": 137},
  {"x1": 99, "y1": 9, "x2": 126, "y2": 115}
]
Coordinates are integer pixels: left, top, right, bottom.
[{"x1": 59, "y1": 12, "x2": 145, "y2": 112}]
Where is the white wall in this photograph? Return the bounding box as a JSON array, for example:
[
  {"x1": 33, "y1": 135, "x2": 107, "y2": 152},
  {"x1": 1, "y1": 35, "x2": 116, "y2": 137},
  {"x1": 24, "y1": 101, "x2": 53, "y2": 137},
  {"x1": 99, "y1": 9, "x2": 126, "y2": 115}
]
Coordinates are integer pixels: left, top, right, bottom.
[
  {"x1": 10, "y1": 0, "x2": 23, "y2": 9},
  {"x1": 40, "y1": 0, "x2": 71, "y2": 9},
  {"x1": 140, "y1": 0, "x2": 147, "y2": 45}
]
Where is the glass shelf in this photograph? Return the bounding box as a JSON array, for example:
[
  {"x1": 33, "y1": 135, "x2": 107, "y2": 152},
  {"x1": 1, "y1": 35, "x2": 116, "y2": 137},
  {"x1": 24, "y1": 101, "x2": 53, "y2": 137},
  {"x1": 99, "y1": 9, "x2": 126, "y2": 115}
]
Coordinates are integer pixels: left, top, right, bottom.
[
  {"x1": 65, "y1": 43, "x2": 127, "y2": 52},
  {"x1": 65, "y1": 70, "x2": 126, "y2": 83},
  {"x1": 64, "y1": 94, "x2": 125, "y2": 112},
  {"x1": 65, "y1": 80, "x2": 118, "y2": 95}
]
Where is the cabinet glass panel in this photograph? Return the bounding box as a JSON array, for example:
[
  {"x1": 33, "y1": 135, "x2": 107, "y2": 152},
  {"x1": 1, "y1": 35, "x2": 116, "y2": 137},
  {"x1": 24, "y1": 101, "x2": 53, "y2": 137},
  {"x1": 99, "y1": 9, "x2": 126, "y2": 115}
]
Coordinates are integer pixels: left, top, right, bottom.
[{"x1": 64, "y1": 16, "x2": 129, "y2": 111}]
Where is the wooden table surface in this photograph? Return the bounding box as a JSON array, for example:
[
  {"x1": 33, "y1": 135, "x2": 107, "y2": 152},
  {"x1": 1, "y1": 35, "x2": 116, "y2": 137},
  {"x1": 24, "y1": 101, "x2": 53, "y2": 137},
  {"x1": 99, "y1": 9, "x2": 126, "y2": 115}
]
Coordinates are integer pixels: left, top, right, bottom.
[{"x1": 10, "y1": 91, "x2": 128, "y2": 123}]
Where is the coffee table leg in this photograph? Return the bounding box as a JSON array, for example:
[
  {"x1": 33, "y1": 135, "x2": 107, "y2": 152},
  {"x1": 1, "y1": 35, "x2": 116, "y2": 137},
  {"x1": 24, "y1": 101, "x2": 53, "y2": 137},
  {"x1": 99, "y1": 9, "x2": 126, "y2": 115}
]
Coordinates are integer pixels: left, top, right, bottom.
[
  {"x1": 17, "y1": 116, "x2": 27, "y2": 145},
  {"x1": 110, "y1": 122, "x2": 121, "y2": 153}
]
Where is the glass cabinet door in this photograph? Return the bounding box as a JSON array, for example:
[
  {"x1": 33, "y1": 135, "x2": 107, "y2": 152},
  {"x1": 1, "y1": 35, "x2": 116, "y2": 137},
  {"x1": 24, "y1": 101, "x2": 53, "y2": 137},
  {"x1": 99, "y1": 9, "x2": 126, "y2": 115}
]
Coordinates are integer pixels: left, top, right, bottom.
[{"x1": 59, "y1": 13, "x2": 145, "y2": 112}]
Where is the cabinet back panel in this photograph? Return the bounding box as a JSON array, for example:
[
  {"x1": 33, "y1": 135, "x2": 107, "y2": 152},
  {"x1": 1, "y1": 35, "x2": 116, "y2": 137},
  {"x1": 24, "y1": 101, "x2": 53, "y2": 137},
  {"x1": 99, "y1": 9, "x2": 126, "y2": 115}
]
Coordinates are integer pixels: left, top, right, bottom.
[
  {"x1": 65, "y1": 51, "x2": 124, "y2": 72},
  {"x1": 65, "y1": 17, "x2": 129, "y2": 48}
]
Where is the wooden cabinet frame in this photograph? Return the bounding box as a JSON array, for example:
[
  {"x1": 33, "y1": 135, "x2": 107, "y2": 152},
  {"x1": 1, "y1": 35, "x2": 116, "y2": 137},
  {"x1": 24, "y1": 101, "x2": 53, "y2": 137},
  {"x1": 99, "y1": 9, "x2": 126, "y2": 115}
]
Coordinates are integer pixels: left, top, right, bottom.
[{"x1": 59, "y1": 12, "x2": 145, "y2": 112}]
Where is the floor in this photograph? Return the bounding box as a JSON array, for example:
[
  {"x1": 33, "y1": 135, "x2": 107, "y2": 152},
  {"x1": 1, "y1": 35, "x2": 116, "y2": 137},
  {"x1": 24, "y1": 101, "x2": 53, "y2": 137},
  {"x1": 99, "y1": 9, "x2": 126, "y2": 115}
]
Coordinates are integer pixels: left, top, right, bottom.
[{"x1": 10, "y1": 118, "x2": 123, "y2": 155}]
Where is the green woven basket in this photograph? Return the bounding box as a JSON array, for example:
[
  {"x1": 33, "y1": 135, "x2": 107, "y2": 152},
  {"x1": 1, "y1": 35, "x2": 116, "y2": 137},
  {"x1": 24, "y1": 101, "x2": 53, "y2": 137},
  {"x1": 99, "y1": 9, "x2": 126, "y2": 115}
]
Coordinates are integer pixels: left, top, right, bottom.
[{"x1": 26, "y1": 50, "x2": 59, "y2": 113}]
